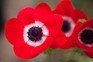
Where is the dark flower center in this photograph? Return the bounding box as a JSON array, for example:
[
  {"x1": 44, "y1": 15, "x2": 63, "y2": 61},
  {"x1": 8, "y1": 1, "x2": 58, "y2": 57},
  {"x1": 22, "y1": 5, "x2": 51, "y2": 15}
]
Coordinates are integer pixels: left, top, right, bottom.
[
  {"x1": 27, "y1": 26, "x2": 43, "y2": 42},
  {"x1": 62, "y1": 20, "x2": 71, "y2": 33},
  {"x1": 80, "y1": 29, "x2": 93, "y2": 44}
]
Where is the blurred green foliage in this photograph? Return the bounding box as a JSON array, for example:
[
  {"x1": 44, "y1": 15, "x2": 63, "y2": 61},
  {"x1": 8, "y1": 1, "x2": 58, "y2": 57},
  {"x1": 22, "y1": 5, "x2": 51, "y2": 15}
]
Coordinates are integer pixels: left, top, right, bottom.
[{"x1": 72, "y1": 0, "x2": 93, "y2": 18}]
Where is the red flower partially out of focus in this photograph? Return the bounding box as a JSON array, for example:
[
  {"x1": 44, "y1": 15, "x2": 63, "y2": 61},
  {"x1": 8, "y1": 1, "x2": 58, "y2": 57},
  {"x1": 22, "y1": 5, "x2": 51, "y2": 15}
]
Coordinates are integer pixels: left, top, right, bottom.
[
  {"x1": 51, "y1": 0, "x2": 88, "y2": 49},
  {"x1": 76, "y1": 19, "x2": 93, "y2": 53},
  {"x1": 60, "y1": 18, "x2": 93, "y2": 58},
  {"x1": 5, "y1": 3, "x2": 63, "y2": 59}
]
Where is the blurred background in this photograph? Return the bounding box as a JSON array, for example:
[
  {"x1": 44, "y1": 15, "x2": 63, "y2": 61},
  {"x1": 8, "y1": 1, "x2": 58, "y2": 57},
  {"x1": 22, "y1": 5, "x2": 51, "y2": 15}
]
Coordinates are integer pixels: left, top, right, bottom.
[{"x1": 0, "y1": 0, "x2": 93, "y2": 62}]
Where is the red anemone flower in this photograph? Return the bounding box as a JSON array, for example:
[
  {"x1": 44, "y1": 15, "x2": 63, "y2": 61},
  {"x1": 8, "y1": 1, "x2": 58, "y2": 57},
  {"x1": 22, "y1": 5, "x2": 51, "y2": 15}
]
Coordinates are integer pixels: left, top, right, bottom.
[
  {"x1": 5, "y1": 3, "x2": 63, "y2": 59},
  {"x1": 51, "y1": 0, "x2": 88, "y2": 49},
  {"x1": 75, "y1": 19, "x2": 93, "y2": 53}
]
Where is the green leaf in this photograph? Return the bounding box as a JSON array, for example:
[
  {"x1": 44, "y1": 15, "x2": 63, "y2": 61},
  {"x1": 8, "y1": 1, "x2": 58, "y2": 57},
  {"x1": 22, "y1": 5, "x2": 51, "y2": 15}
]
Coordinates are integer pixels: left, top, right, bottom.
[
  {"x1": 78, "y1": 19, "x2": 86, "y2": 23},
  {"x1": 44, "y1": 48, "x2": 54, "y2": 54},
  {"x1": 73, "y1": 48, "x2": 85, "y2": 56}
]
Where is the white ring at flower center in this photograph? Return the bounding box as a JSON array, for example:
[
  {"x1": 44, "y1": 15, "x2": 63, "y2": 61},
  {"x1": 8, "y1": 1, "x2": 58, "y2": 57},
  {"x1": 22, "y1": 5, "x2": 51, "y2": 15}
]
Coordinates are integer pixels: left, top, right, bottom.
[
  {"x1": 23, "y1": 21, "x2": 49, "y2": 47},
  {"x1": 62, "y1": 16, "x2": 76, "y2": 37},
  {"x1": 78, "y1": 27, "x2": 93, "y2": 47}
]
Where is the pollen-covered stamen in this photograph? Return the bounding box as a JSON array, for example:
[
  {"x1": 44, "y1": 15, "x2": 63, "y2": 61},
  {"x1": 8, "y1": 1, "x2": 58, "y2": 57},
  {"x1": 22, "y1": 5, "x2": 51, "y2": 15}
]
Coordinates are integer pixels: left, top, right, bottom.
[
  {"x1": 80, "y1": 29, "x2": 93, "y2": 44},
  {"x1": 62, "y1": 20, "x2": 71, "y2": 33},
  {"x1": 27, "y1": 26, "x2": 43, "y2": 41}
]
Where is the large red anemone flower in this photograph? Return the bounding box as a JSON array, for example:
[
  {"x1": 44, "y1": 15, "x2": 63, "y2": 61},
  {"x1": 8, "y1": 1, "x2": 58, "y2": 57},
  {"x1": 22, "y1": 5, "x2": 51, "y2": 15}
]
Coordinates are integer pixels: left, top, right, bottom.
[
  {"x1": 5, "y1": 3, "x2": 63, "y2": 59},
  {"x1": 51, "y1": 0, "x2": 88, "y2": 49},
  {"x1": 75, "y1": 19, "x2": 93, "y2": 53}
]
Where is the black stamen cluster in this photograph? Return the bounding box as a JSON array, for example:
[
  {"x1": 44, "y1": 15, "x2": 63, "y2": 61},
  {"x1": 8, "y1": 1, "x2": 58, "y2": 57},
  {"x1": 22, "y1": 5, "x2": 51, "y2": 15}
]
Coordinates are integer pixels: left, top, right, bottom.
[
  {"x1": 80, "y1": 29, "x2": 93, "y2": 44},
  {"x1": 62, "y1": 20, "x2": 71, "y2": 33},
  {"x1": 28, "y1": 26, "x2": 43, "y2": 42}
]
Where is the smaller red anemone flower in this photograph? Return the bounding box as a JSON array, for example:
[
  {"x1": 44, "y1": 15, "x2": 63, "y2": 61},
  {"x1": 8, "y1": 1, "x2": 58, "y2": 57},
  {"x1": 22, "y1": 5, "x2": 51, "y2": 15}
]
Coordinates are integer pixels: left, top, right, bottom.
[
  {"x1": 75, "y1": 19, "x2": 93, "y2": 53},
  {"x1": 5, "y1": 3, "x2": 63, "y2": 59},
  {"x1": 51, "y1": 0, "x2": 88, "y2": 49}
]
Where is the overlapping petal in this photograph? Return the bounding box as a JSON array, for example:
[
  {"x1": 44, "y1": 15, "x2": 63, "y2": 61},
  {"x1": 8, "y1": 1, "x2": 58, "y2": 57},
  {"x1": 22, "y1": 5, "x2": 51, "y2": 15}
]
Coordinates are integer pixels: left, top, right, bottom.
[
  {"x1": 34, "y1": 3, "x2": 51, "y2": 21},
  {"x1": 54, "y1": 0, "x2": 74, "y2": 16},
  {"x1": 50, "y1": 31, "x2": 67, "y2": 48},
  {"x1": 42, "y1": 13, "x2": 63, "y2": 36},
  {"x1": 18, "y1": 7, "x2": 35, "y2": 25}
]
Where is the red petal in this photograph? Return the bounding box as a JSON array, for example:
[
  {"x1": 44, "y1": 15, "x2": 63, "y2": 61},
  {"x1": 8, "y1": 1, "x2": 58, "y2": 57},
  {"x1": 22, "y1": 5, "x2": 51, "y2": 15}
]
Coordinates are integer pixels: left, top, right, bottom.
[
  {"x1": 62, "y1": 36, "x2": 76, "y2": 49},
  {"x1": 85, "y1": 51, "x2": 93, "y2": 58},
  {"x1": 76, "y1": 41, "x2": 93, "y2": 52},
  {"x1": 42, "y1": 14, "x2": 63, "y2": 36},
  {"x1": 5, "y1": 18, "x2": 25, "y2": 47},
  {"x1": 50, "y1": 31, "x2": 67, "y2": 48},
  {"x1": 14, "y1": 37, "x2": 53, "y2": 59},
  {"x1": 71, "y1": 9, "x2": 88, "y2": 23},
  {"x1": 34, "y1": 3, "x2": 51, "y2": 20},
  {"x1": 18, "y1": 7, "x2": 35, "y2": 25},
  {"x1": 72, "y1": 22, "x2": 85, "y2": 39},
  {"x1": 76, "y1": 38, "x2": 93, "y2": 53},
  {"x1": 54, "y1": 0, "x2": 75, "y2": 16},
  {"x1": 81, "y1": 18, "x2": 93, "y2": 28},
  {"x1": 14, "y1": 44, "x2": 34, "y2": 59}
]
